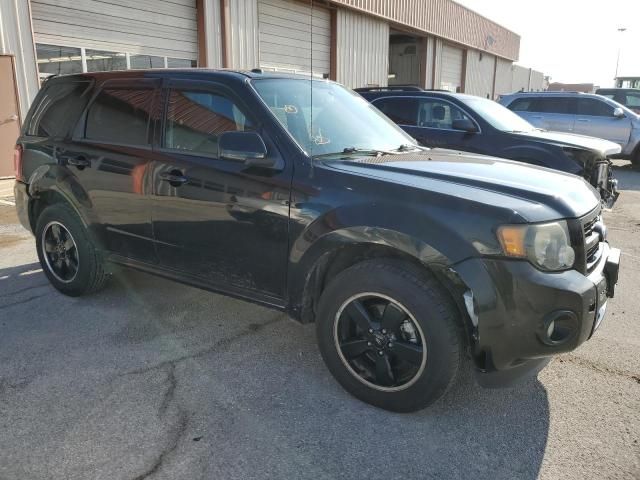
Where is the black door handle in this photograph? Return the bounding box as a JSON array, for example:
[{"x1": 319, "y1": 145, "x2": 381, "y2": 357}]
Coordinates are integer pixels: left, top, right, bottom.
[
  {"x1": 159, "y1": 170, "x2": 188, "y2": 187},
  {"x1": 66, "y1": 155, "x2": 90, "y2": 168}
]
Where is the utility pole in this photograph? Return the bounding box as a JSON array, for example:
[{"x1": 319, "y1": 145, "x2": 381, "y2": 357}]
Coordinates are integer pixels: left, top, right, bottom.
[{"x1": 614, "y1": 27, "x2": 627, "y2": 86}]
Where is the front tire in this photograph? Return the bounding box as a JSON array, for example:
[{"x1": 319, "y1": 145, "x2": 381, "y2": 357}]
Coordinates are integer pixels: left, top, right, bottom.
[
  {"x1": 316, "y1": 260, "x2": 463, "y2": 412},
  {"x1": 35, "y1": 204, "x2": 109, "y2": 296}
]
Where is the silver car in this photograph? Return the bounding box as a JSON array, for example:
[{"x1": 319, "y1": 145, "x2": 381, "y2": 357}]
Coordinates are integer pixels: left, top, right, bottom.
[{"x1": 499, "y1": 92, "x2": 640, "y2": 165}]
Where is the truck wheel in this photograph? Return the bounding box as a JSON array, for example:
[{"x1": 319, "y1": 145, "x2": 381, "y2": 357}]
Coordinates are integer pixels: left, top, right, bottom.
[
  {"x1": 315, "y1": 260, "x2": 463, "y2": 412},
  {"x1": 35, "y1": 204, "x2": 109, "y2": 296},
  {"x1": 632, "y1": 148, "x2": 640, "y2": 168}
]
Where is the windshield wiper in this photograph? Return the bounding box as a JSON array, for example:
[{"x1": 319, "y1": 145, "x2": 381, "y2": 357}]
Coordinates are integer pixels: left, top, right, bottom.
[{"x1": 312, "y1": 147, "x2": 395, "y2": 159}]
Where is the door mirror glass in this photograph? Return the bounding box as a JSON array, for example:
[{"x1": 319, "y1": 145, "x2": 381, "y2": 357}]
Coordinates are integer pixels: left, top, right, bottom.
[
  {"x1": 219, "y1": 131, "x2": 272, "y2": 166},
  {"x1": 451, "y1": 118, "x2": 478, "y2": 133},
  {"x1": 613, "y1": 107, "x2": 625, "y2": 118}
]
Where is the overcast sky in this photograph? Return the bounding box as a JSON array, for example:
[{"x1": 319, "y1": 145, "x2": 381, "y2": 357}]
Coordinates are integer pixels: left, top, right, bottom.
[{"x1": 455, "y1": 0, "x2": 640, "y2": 88}]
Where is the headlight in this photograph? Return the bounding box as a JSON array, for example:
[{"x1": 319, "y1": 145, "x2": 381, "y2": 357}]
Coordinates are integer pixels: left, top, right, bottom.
[{"x1": 497, "y1": 221, "x2": 575, "y2": 271}]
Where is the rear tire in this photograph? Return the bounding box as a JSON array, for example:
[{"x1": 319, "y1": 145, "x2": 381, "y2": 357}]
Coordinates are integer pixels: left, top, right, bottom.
[
  {"x1": 632, "y1": 148, "x2": 640, "y2": 168},
  {"x1": 35, "y1": 203, "x2": 108, "y2": 296},
  {"x1": 315, "y1": 260, "x2": 464, "y2": 412}
]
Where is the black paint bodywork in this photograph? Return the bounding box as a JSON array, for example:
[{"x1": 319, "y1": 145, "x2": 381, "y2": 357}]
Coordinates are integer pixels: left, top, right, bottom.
[
  {"x1": 14, "y1": 70, "x2": 619, "y2": 386},
  {"x1": 358, "y1": 89, "x2": 619, "y2": 206}
]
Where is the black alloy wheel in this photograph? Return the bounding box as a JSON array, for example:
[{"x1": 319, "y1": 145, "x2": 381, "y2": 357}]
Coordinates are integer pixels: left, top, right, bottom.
[{"x1": 41, "y1": 221, "x2": 80, "y2": 283}]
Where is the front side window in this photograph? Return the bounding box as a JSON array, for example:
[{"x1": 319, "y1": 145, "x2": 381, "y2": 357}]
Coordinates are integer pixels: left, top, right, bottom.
[
  {"x1": 27, "y1": 81, "x2": 91, "y2": 137},
  {"x1": 461, "y1": 97, "x2": 534, "y2": 132},
  {"x1": 624, "y1": 93, "x2": 640, "y2": 108},
  {"x1": 252, "y1": 79, "x2": 415, "y2": 156},
  {"x1": 416, "y1": 99, "x2": 472, "y2": 130},
  {"x1": 577, "y1": 98, "x2": 614, "y2": 117},
  {"x1": 85, "y1": 88, "x2": 154, "y2": 145},
  {"x1": 164, "y1": 90, "x2": 253, "y2": 156},
  {"x1": 507, "y1": 98, "x2": 533, "y2": 112}
]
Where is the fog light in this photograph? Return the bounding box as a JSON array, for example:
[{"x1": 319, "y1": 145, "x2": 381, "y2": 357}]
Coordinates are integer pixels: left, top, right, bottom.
[{"x1": 541, "y1": 311, "x2": 578, "y2": 345}]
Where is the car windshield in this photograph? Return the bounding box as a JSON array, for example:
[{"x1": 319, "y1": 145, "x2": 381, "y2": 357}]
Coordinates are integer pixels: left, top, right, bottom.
[
  {"x1": 461, "y1": 96, "x2": 536, "y2": 132},
  {"x1": 251, "y1": 78, "x2": 417, "y2": 157}
]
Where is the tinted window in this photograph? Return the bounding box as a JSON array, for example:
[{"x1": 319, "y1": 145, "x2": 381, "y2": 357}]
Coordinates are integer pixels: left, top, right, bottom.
[
  {"x1": 416, "y1": 99, "x2": 472, "y2": 130},
  {"x1": 85, "y1": 88, "x2": 154, "y2": 145},
  {"x1": 27, "y1": 81, "x2": 91, "y2": 137},
  {"x1": 507, "y1": 98, "x2": 534, "y2": 112},
  {"x1": 577, "y1": 98, "x2": 614, "y2": 117},
  {"x1": 374, "y1": 98, "x2": 420, "y2": 126},
  {"x1": 625, "y1": 93, "x2": 640, "y2": 108},
  {"x1": 164, "y1": 90, "x2": 253, "y2": 155},
  {"x1": 515, "y1": 97, "x2": 574, "y2": 114}
]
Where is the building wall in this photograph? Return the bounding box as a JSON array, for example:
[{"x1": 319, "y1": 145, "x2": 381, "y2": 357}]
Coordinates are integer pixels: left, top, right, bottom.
[
  {"x1": 423, "y1": 36, "x2": 435, "y2": 89},
  {"x1": 494, "y1": 57, "x2": 513, "y2": 97},
  {"x1": 0, "y1": 0, "x2": 39, "y2": 118},
  {"x1": 512, "y1": 64, "x2": 531, "y2": 92},
  {"x1": 335, "y1": 8, "x2": 388, "y2": 88},
  {"x1": 465, "y1": 50, "x2": 495, "y2": 99},
  {"x1": 228, "y1": 0, "x2": 259, "y2": 69},
  {"x1": 432, "y1": 37, "x2": 443, "y2": 90},
  {"x1": 529, "y1": 70, "x2": 545, "y2": 91},
  {"x1": 202, "y1": 0, "x2": 222, "y2": 68}
]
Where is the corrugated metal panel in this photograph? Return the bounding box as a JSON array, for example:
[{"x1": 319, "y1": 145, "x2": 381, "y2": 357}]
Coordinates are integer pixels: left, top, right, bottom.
[
  {"x1": 529, "y1": 70, "x2": 545, "y2": 91},
  {"x1": 0, "y1": 0, "x2": 39, "y2": 118},
  {"x1": 388, "y1": 41, "x2": 419, "y2": 85},
  {"x1": 512, "y1": 65, "x2": 531, "y2": 92},
  {"x1": 203, "y1": 0, "x2": 223, "y2": 68},
  {"x1": 432, "y1": 37, "x2": 443, "y2": 89},
  {"x1": 329, "y1": 0, "x2": 520, "y2": 61},
  {"x1": 440, "y1": 44, "x2": 463, "y2": 92},
  {"x1": 258, "y1": 0, "x2": 330, "y2": 76},
  {"x1": 30, "y1": 0, "x2": 198, "y2": 59},
  {"x1": 424, "y1": 36, "x2": 435, "y2": 89},
  {"x1": 494, "y1": 57, "x2": 513, "y2": 97},
  {"x1": 336, "y1": 8, "x2": 388, "y2": 88},
  {"x1": 229, "y1": 0, "x2": 259, "y2": 69},
  {"x1": 465, "y1": 50, "x2": 495, "y2": 98}
]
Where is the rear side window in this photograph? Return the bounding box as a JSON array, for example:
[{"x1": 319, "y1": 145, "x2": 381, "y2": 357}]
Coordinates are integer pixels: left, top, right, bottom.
[
  {"x1": 416, "y1": 99, "x2": 472, "y2": 130},
  {"x1": 27, "y1": 81, "x2": 91, "y2": 137},
  {"x1": 164, "y1": 89, "x2": 253, "y2": 156},
  {"x1": 85, "y1": 88, "x2": 154, "y2": 145},
  {"x1": 373, "y1": 98, "x2": 419, "y2": 126},
  {"x1": 509, "y1": 97, "x2": 574, "y2": 115},
  {"x1": 577, "y1": 98, "x2": 614, "y2": 117}
]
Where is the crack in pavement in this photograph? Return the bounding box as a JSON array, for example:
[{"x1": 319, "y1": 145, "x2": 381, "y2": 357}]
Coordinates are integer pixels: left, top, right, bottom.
[
  {"x1": 557, "y1": 354, "x2": 640, "y2": 384},
  {"x1": 0, "y1": 293, "x2": 51, "y2": 310},
  {"x1": 0, "y1": 282, "x2": 50, "y2": 298}
]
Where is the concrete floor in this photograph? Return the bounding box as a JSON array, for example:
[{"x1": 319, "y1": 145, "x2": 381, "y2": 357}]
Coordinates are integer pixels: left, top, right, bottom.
[{"x1": 0, "y1": 165, "x2": 638, "y2": 480}]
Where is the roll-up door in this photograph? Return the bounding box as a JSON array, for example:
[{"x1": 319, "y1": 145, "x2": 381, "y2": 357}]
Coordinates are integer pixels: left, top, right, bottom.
[
  {"x1": 440, "y1": 44, "x2": 464, "y2": 92},
  {"x1": 30, "y1": 0, "x2": 198, "y2": 73},
  {"x1": 258, "y1": 0, "x2": 330, "y2": 77}
]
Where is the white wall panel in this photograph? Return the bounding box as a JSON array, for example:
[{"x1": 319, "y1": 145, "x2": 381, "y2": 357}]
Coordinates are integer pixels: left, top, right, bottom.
[
  {"x1": 440, "y1": 43, "x2": 463, "y2": 92},
  {"x1": 203, "y1": 0, "x2": 222, "y2": 68},
  {"x1": 423, "y1": 36, "x2": 435, "y2": 89},
  {"x1": 465, "y1": 50, "x2": 494, "y2": 98},
  {"x1": 336, "y1": 8, "x2": 388, "y2": 89},
  {"x1": 529, "y1": 69, "x2": 544, "y2": 91},
  {"x1": 31, "y1": 0, "x2": 198, "y2": 59},
  {"x1": 229, "y1": 0, "x2": 259, "y2": 69},
  {"x1": 512, "y1": 64, "x2": 531, "y2": 92},
  {"x1": 258, "y1": 0, "x2": 330, "y2": 76},
  {"x1": 0, "y1": 0, "x2": 39, "y2": 118},
  {"x1": 494, "y1": 57, "x2": 513, "y2": 97}
]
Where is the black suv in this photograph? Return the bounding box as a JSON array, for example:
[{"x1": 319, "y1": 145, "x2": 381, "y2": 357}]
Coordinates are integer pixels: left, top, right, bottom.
[
  {"x1": 357, "y1": 87, "x2": 620, "y2": 207},
  {"x1": 596, "y1": 88, "x2": 640, "y2": 115},
  {"x1": 14, "y1": 70, "x2": 620, "y2": 412}
]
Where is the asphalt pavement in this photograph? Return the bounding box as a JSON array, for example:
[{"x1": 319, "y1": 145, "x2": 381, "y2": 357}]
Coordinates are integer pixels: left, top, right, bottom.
[{"x1": 0, "y1": 166, "x2": 638, "y2": 480}]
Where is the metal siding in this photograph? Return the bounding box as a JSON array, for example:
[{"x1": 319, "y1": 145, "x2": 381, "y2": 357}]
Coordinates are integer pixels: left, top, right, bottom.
[
  {"x1": 336, "y1": 8, "x2": 388, "y2": 88},
  {"x1": 529, "y1": 70, "x2": 544, "y2": 91},
  {"x1": 512, "y1": 64, "x2": 531, "y2": 92},
  {"x1": 0, "y1": 0, "x2": 39, "y2": 118},
  {"x1": 203, "y1": 0, "x2": 222, "y2": 68},
  {"x1": 229, "y1": 0, "x2": 259, "y2": 69},
  {"x1": 424, "y1": 36, "x2": 435, "y2": 89},
  {"x1": 433, "y1": 37, "x2": 443, "y2": 89},
  {"x1": 258, "y1": 0, "x2": 330, "y2": 76},
  {"x1": 440, "y1": 43, "x2": 463, "y2": 92},
  {"x1": 31, "y1": 0, "x2": 198, "y2": 59},
  {"x1": 328, "y1": 0, "x2": 520, "y2": 61},
  {"x1": 465, "y1": 50, "x2": 494, "y2": 98},
  {"x1": 494, "y1": 57, "x2": 513, "y2": 97}
]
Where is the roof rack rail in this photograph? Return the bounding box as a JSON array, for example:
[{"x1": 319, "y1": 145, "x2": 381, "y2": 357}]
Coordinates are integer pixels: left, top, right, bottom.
[{"x1": 354, "y1": 85, "x2": 424, "y2": 92}]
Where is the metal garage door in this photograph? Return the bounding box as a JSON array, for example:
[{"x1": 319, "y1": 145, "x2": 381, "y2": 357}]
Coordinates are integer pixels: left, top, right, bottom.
[
  {"x1": 258, "y1": 0, "x2": 331, "y2": 77},
  {"x1": 440, "y1": 44, "x2": 464, "y2": 92},
  {"x1": 30, "y1": 0, "x2": 198, "y2": 73}
]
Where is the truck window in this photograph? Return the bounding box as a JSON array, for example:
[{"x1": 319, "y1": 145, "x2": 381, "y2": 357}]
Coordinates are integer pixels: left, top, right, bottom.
[
  {"x1": 27, "y1": 81, "x2": 91, "y2": 138},
  {"x1": 163, "y1": 90, "x2": 252, "y2": 156},
  {"x1": 85, "y1": 88, "x2": 154, "y2": 145},
  {"x1": 373, "y1": 98, "x2": 419, "y2": 126}
]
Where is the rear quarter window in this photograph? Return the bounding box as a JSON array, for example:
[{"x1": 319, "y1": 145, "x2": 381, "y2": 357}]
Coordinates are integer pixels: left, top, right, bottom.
[{"x1": 26, "y1": 80, "x2": 92, "y2": 138}]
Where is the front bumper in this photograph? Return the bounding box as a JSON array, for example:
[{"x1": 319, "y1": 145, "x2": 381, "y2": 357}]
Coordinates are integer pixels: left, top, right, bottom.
[
  {"x1": 454, "y1": 243, "x2": 620, "y2": 387},
  {"x1": 14, "y1": 180, "x2": 32, "y2": 234}
]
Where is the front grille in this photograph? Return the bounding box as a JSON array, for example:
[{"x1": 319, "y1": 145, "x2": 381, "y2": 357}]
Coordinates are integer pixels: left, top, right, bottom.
[{"x1": 580, "y1": 210, "x2": 604, "y2": 274}]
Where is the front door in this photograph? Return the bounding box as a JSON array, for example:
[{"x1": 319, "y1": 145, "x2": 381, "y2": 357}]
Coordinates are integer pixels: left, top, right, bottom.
[
  {"x1": 573, "y1": 98, "x2": 633, "y2": 148},
  {"x1": 151, "y1": 81, "x2": 291, "y2": 300},
  {"x1": 0, "y1": 56, "x2": 21, "y2": 177}
]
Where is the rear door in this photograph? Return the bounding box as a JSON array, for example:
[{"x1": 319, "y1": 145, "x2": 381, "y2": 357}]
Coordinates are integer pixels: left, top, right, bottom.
[
  {"x1": 150, "y1": 79, "x2": 291, "y2": 300},
  {"x1": 64, "y1": 78, "x2": 160, "y2": 263},
  {"x1": 574, "y1": 97, "x2": 632, "y2": 146},
  {"x1": 373, "y1": 96, "x2": 482, "y2": 152},
  {"x1": 507, "y1": 96, "x2": 577, "y2": 133}
]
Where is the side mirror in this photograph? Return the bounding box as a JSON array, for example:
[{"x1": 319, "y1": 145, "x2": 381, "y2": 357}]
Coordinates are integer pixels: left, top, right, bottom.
[
  {"x1": 219, "y1": 131, "x2": 273, "y2": 167},
  {"x1": 452, "y1": 118, "x2": 478, "y2": 133},
  {"x1": 613, "y1": 107, "x2": 625, "y2": 118}
]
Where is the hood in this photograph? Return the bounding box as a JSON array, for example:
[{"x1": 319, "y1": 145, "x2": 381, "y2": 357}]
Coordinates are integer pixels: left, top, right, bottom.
[
  {"x1": 328, "y1": 149, "x2": 600, "y2": 222},
  {"x1": 512, "y1": 130, "x2": 622, "y2": 156}
]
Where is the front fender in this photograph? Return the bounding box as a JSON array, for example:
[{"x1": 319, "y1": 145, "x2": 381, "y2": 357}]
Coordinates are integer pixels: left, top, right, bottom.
[{"x1": 501, "y1": 144, "x2": 581, "y2": 175}]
